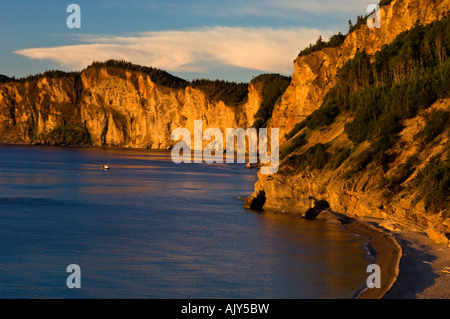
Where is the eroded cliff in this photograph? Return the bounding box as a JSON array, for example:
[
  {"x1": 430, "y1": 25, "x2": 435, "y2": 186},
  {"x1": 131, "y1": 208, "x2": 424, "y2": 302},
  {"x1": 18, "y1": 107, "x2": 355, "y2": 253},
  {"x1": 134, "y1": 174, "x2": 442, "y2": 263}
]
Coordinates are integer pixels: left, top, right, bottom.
[
  {"x1": 252, "y1": 98, "x2": 450, "y2": 241},
  {"x1": 0, "y1": 65, "x2": 262, "y2": 148},
  {"x1": 271, "y1": 0, "x2": 450, "y2": 143},
  {"x1": 249, "y1": 0, "x2": 450, "y2": 244}
]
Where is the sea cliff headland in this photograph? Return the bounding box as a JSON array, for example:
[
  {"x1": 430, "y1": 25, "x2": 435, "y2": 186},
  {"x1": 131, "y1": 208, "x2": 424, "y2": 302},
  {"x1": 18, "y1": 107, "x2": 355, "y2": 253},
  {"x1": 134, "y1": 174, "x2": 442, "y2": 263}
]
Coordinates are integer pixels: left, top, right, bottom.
[{"x1": 1, "y1": 0, "x2": 449, "y2": 299}]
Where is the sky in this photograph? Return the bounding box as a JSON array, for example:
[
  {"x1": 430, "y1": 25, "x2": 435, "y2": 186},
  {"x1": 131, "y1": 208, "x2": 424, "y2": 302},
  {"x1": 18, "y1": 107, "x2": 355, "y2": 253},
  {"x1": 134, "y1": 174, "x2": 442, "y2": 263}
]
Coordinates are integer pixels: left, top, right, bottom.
[{"x1": 0, "y1": 0, "x2": 376, "y2": 82}]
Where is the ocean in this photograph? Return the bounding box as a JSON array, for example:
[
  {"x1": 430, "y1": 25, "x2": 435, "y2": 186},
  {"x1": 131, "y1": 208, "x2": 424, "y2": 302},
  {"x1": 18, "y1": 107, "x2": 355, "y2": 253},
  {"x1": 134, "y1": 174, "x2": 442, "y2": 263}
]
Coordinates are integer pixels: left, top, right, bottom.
[{"x1": 0, "y1": 145, "x2": 370, "y2": 298}]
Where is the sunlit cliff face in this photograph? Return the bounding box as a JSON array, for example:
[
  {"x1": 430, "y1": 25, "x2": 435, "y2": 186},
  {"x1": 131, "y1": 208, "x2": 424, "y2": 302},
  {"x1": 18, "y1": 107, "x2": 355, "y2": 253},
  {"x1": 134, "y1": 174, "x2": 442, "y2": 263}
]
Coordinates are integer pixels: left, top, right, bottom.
[
  {"x1": 270, "y1": 0, "x2": 450, "y2": 143},
  {"x1": 0, "y1": 68, "x2": 263, "y2": 148}
]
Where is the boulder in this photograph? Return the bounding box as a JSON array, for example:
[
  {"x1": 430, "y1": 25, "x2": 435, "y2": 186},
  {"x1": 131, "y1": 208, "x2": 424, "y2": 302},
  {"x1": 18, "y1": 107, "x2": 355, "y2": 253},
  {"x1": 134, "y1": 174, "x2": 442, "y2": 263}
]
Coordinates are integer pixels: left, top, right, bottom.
[
  {"x1": 305, "y1": 208, "x2": 320, "y2": 220},
  {"x1": 244, "y1": 190, "x2": 266, "y2": 210}
]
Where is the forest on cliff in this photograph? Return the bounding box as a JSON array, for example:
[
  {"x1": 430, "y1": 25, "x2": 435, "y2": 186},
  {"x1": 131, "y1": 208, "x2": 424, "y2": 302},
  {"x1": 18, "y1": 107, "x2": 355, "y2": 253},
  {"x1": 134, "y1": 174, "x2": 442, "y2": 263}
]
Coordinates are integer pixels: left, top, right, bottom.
[{"x1": 281, "y1": 16, "x2": 450, "y2": 216}]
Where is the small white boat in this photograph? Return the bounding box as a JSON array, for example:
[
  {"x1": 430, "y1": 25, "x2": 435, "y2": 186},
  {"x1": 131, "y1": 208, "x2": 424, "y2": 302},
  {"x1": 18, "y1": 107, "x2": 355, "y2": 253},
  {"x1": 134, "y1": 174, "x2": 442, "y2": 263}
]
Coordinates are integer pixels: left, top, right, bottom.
[{"x1": 101, "y1": 164, "x2": 110, "y2": 170}]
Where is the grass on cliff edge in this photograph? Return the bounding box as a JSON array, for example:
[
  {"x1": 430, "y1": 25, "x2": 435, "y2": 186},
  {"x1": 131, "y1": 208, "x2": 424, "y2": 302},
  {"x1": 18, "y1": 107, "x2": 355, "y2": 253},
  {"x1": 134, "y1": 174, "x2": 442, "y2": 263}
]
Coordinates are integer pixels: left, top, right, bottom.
[
  {"x1": 0, "y1": 59, "x2": 256, "y2": 108},
  {"x1": 297, "y1": 0, "x2": 394, "y2": 58}
]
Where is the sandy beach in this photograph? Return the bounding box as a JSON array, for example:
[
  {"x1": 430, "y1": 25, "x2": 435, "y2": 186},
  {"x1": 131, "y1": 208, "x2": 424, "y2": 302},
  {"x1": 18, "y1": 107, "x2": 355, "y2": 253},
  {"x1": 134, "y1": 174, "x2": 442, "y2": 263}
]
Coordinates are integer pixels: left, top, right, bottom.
[
  {"x1": 382, "y1": 229, "x2": 450, "y2": 299},
  {"x1": 340, "y1": 219, "x2": 401, "y2": 299},
  {"x1": 342, "y1": 217, "x2": 450, "y2": 299}
]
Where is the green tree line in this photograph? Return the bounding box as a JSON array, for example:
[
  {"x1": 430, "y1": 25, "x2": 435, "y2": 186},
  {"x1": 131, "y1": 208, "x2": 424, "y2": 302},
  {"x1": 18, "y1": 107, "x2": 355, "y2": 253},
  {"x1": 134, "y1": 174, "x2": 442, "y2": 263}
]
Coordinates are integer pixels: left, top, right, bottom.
[
  {"x1": 251, "y1": 74, "x2": 291, "y2": 128},
  {"x1": 284, "y1": 15, "x2": 450, "y2": 214},
  {"x1": 298, "y1": 0, "x2": 396, "y2": 58}
]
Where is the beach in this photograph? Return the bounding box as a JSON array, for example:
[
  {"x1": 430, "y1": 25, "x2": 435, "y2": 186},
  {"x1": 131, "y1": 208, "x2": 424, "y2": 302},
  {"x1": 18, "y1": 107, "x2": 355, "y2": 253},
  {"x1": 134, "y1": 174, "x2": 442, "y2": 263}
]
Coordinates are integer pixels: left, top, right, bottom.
[
  {"x1": 383, "y1": 229, "x2": 450, "y2": 299},
  {"x1": 342, "y1": 217, "x2": 450, "y2": 299},
  {"x1": 341, "y1": 220, "x2": 401, "y2": 299}
]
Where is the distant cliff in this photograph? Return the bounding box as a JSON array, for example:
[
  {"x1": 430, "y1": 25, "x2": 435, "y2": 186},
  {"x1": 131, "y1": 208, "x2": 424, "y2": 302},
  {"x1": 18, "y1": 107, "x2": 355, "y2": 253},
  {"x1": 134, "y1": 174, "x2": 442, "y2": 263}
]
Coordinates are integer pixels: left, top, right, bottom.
[{"x1": 0, "y1": 61, "x2": 268, "y2": 148}]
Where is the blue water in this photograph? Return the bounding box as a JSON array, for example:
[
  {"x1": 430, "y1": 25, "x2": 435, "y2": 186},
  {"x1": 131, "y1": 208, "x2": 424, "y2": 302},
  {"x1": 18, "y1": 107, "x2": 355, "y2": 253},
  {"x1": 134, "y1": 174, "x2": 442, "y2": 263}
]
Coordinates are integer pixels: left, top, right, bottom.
[{"x1": 0, "y1": 145, "x2": 370, "y2": 298}]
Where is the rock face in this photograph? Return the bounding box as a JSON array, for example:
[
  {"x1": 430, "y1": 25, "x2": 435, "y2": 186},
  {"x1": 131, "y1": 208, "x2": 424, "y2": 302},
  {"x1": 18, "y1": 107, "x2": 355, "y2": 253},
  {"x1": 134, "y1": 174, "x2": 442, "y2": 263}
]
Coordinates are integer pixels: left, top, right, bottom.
[
  {"x1": 249, "y1": 97, "x2": 450, "y2": 242},
  {"x1": 0, "y1": 67, "x2": 262, "y2": 148},
  {"x1": 245, "y1": 0, "x2": 450, "y2": 244},
  {"x1": 271, "y1": 0, "x2": 450, "y2": 142}
]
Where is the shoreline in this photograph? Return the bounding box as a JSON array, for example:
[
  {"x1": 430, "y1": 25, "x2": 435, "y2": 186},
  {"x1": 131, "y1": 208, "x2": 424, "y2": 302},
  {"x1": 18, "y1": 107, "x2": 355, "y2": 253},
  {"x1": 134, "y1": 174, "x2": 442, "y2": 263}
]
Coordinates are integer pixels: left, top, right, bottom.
[
  {"x1": 340, "y1": 216, "x2": 450, "y2": 299},
  {"x1": 263, "y1": 208, "x2": 405, "y2": 299},
  {"x1": 272, "y1": 205, "x2": 449, "y2": 299},
  {"x1": 382, "y1": 226, "x2": 450, "y2": 299},
  {"x1": 342, "y1": 219, "x2": 402, "y2": 299}
]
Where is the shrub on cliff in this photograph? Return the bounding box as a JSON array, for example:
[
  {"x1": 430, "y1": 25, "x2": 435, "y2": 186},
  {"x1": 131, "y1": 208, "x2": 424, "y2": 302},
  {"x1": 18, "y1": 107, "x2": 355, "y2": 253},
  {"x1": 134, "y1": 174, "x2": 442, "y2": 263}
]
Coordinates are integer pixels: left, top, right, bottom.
[
  {"x1": 295, "y1": 12, "x2": 450, "y2": 140},
  {"x1": 298, "y1": 33, "x2": 346, "y2": 58},
  {"x1": 327, "y1": 147, "x2": 352, "y2": 170},
  {"x1": 379, "y1": 155, "x2": 419, "y2": 193},
  {"x1": 285, "y1": 121, "x2": 306, "y2": 140},
  {"x1": 416, "y1": 109, "x2": 450, "y2": 145},
  {"x1": 286, "y1": 143, "x2": 330, "y2": 171},
  {"x1": 289, "y1": 16, "x2": 450, "y2": 174},
  {"x1": 88, "y1": 60, "x2": 189, "y2": 89},
  {"x1": 251, "y1": 74, "x2": 291, "y2": 128},
  {"x1": 414, "y1": 156, "x2": 450, "y2": 213},
  {"x1": 0, "y1": 74, "x2": 14, "y2": 83},
  {"x1": 280, "y1": 131, "x2": 308, "y2": 160},
  {"x1": 297, "y1": 1, "x2": 395, "y2": 58},
  {"x1": 190, "y1": 79, "x2": 249, "y2": 106}
]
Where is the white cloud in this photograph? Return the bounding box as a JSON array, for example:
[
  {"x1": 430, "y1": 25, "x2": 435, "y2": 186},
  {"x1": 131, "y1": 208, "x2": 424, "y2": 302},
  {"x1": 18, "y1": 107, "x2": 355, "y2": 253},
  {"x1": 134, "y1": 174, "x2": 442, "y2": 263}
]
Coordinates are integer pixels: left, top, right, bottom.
[
  {"x1": 15, "y1": 26, "x2": 334, "y2": 75},
  {"x1": 166, "y1": 0, "x2": 375, "y2": 19},
  {"x1": 276, "y1": 0, "x2": 376, "y2": 13}
]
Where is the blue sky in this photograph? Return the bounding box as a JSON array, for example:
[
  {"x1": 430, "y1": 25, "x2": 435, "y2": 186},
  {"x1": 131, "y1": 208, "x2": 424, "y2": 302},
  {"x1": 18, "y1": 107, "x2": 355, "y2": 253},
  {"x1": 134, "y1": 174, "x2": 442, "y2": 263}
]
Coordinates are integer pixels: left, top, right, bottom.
[{"x1": 0, "y1": 0, "x2": 376, "y2": 82}]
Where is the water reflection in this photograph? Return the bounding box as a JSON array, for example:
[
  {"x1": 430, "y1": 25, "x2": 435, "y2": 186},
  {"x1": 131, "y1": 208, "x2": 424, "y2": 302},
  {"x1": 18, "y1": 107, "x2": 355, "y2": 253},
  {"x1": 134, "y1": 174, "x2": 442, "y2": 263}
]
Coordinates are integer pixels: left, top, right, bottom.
[
  {"x1": 252, "y1": 211, "x2": 370, "y2": 298},
  {"x1": 0, "y1": 145, "x2": 369, "y2": 298}
]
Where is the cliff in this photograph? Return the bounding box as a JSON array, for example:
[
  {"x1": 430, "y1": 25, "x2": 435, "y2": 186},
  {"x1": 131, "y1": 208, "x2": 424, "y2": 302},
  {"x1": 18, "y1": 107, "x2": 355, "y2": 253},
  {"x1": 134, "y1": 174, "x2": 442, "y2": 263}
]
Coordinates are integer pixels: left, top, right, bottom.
[
  {"x1": 249, "y1": 0, "x2": 450, "y2": 244},
  {"x1": 251, "y1": 98, "x2": 449, "y2": 240},
  {"x1": 271, "y1": 0, "x2": 450, "y2": 143},
  {"x1": 1, "y1": 0, "x2": 449, "y2": 245},
  {"x1": 0, "y1": 64, "x2": 262, "y2": 148}
]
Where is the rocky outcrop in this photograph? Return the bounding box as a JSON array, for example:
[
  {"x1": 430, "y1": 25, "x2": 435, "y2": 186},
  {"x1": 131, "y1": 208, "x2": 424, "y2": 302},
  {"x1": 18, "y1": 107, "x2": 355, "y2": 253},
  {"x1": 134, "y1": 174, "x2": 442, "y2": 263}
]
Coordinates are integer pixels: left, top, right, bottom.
[
  {"x1": 245, "y1": 0, "x2": 450, "y2": 245},
  {"x1": 248, "y1": 97, "x2": 450, "y2": 243},
  {"x1": 0, "y1": 67, "x2": 263, "y2": 148},
  {"x1": 271, "y1": 0, "x2": 450, "y2": 142},
  {"x1": 244, "y1": 189, "x2": 266, "y2": 210}
]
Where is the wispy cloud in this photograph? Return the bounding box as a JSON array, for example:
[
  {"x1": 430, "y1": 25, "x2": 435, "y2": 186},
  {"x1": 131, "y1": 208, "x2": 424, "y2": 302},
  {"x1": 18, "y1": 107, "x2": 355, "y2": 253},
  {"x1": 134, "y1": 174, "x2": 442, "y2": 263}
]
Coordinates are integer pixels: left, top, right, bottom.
[
  {"x1": 160, "y1": 0, "x2": 375, "y2": 19},
  {"x1": 15, "y1": 26, "x2": 334, "y2": 75},
  {"x1": 276, "y1": 0, "x2": 375, "y2": 13}
]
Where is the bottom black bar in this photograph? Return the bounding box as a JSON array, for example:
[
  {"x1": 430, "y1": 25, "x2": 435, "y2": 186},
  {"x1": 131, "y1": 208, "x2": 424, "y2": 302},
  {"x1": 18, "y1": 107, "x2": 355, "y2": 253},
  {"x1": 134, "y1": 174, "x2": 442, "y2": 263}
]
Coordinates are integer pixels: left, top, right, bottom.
[{"x1": 0, "y1": 299, "x2": 446, "y2": 317}]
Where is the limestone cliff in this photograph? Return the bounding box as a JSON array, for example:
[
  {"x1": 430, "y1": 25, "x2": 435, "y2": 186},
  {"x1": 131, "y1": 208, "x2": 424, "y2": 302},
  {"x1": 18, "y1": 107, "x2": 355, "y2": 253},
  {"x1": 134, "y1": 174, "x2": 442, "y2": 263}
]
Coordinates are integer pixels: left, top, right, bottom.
[
  {"x1": 0, "y1": 66, "x2": 262, "y2": 148},
  {"x1": 252, "y1": 99, "x2": 449, "y2": 241},
  {"x1": 249, "y1": 0, "x2": 450, "y2": 244},
  {"x1": 272, "y1": 0, "x2": 450, "y2": 142}
]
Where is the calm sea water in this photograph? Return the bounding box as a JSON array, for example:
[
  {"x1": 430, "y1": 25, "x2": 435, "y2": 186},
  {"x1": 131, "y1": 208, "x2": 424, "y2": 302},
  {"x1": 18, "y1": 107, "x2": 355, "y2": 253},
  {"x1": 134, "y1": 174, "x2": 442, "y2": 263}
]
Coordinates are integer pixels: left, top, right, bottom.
[{"x1": 0, "y1": 145, "x2": 370, "y2": 299}]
